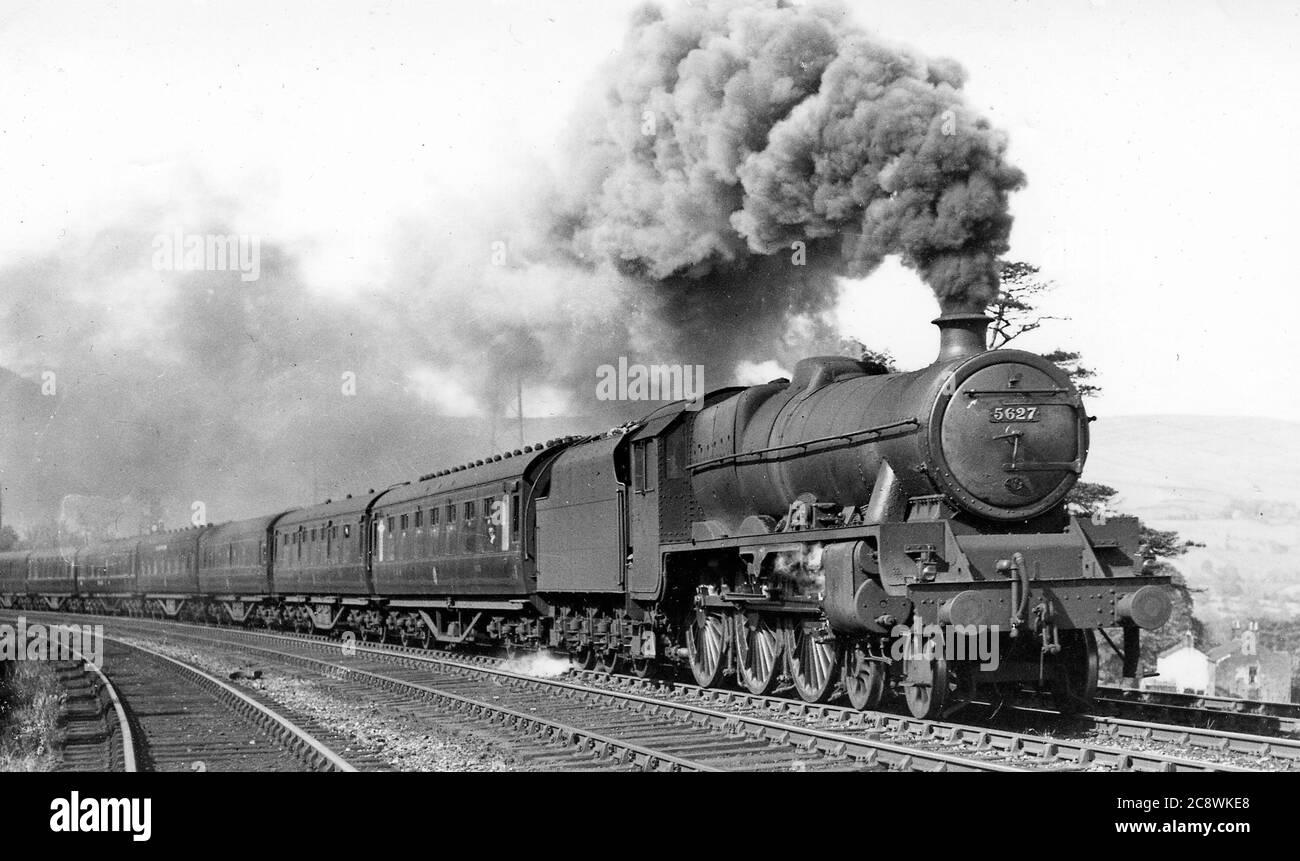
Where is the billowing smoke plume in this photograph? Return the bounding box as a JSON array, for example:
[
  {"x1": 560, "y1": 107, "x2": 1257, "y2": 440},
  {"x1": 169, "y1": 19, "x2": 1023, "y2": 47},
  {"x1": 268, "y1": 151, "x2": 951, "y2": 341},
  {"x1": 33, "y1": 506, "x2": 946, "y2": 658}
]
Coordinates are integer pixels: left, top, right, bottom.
[
  {"x1": 0, "y1": 196, "x2": 602, "y2": 534},
  {"x1": 0, "y1": 0, "x2": 1023, "y2": 537},
  {"x1": 555, "y1": 0, "x2": 1023, "y2": 317}
]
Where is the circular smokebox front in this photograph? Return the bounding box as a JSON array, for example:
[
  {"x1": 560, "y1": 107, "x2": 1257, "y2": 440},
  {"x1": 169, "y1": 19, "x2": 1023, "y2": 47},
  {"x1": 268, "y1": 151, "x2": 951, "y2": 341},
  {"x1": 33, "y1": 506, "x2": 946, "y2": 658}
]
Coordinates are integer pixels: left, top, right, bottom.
[{"x1": 936, "y1": 358, "x2": 1085, "y2": 518}]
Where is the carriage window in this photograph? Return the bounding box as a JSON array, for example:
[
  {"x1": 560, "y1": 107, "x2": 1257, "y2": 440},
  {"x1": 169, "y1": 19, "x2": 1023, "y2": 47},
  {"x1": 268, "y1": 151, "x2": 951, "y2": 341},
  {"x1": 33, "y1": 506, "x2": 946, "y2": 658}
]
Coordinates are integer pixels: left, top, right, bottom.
[
  {"x1": 415, "y1": 509, "x2": 423, "y2": 528},
  {"x1": 463, "y1": 501, "x2": 476, "y2": 552},
  {"x1": 445, "y1": 504, "x2": 457, "y2": 554},
  {"x1": 431, "y1": 507, "x2": 440, "y2": 525},
  {"x1": 482, "y1": 497, "x2": 496, "y2": 548},
  {"x1": 400, "y1": 513, "x2": 409, "y2": 531},
  {"x1": 343, "y1": 524, "x2": 350, "y2": 539},
  {"x1": 387, "y1": 516, "x2": 395, "y2": 534}
]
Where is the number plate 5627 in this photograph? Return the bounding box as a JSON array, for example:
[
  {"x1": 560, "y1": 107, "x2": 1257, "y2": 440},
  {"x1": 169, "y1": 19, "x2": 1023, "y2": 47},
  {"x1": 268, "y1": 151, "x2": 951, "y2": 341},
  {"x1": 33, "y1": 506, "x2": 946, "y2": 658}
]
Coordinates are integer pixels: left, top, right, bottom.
[{"x1": 990, "y1": 406, "x2": 1039, "y2": 422}]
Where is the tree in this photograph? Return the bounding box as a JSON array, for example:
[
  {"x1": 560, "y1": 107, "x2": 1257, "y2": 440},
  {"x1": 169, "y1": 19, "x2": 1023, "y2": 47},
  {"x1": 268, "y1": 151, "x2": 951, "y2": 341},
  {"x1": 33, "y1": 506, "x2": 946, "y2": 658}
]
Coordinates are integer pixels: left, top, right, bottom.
[
  {"x1": 1041, "y1": 350, "x2": 1099, "y2": 399},
  {"x1": 987, "y1": 261, "x2": 1063, "y2": 349},
  {"x1": 0, "y1": 525, "x2": 18, "y2": 552},
  {"x1": 838, "y1": 337, "x2": 899, "y2": 374},
  {"x1": 1063, "y1": 481, "x2": 1117, "y2": 517},
  {"x1": 1067, "y1": 481, "x2": 1203, "y2": 558},
  {"x1": 988, "y1": 261, "x2": 1100, "y2": 396}
]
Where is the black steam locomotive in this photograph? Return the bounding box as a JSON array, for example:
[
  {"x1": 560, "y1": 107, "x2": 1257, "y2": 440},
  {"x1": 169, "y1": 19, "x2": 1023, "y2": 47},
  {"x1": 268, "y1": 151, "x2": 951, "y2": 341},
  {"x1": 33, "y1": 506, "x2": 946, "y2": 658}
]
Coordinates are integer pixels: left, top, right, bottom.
[{"x1": 0, "y1": 313, "x2": 1172, "y2": 718}]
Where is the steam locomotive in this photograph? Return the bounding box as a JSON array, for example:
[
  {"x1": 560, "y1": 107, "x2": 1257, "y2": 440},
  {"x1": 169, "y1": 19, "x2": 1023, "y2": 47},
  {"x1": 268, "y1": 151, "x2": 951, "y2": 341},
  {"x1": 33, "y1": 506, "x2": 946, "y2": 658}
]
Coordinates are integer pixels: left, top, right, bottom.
[{"x1": 0, "y1": 313, "x2": 1172, "y2": 718}]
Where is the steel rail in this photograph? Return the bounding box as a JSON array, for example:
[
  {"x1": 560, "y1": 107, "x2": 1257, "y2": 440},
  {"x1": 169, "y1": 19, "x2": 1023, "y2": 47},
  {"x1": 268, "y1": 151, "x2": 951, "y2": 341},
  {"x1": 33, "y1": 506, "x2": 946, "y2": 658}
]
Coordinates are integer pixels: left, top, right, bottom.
[
  {"x1": 1096, "y1": 685, "x2": 1300, "y2": 733},
  {"x1": 14, "y1": 611, "x2": 1289, "y2": 772},
  {"x1": 105, "y1": 635, "x2": 358, "y2": 772},
  {"x1": 69, "y1": 644, "x2": 137, "y2": 772},
  {"x1": 574, "y1": 672, "x2": 1261, "y2": 773},
  {"x1": 97, "y1": 620, "x2": 1020, "y2": 772}
]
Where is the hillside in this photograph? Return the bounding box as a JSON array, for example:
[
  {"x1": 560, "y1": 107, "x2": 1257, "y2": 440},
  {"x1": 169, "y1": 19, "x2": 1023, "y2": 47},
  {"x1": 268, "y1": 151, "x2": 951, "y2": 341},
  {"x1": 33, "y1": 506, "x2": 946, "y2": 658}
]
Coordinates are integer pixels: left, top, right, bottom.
[{"x1": 1084, "y1": 415, "x2": 1300, "y2": 624}]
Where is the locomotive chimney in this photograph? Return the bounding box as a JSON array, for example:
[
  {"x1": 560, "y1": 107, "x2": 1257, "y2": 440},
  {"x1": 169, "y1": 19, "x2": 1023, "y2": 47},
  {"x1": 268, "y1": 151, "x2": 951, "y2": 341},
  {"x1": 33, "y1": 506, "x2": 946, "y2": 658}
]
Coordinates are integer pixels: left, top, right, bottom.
[{"x1": 932, "y1": 313, "x2": 992, "y2": 362}]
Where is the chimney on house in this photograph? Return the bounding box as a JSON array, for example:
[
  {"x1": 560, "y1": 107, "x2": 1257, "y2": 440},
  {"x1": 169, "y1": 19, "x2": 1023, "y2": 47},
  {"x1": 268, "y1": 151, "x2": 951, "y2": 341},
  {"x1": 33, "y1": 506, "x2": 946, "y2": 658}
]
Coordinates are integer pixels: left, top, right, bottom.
[{"x1": 1242, "y1": 621, "x2": 1258, "y2": 657}]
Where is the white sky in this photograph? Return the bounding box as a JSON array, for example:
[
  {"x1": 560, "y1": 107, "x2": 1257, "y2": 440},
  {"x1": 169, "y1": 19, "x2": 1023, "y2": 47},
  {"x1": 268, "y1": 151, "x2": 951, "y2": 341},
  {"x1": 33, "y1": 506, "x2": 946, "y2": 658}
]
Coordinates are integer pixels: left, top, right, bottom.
[{"x1": 1, "y1": 0, "x2": 1298, "y2": 420}]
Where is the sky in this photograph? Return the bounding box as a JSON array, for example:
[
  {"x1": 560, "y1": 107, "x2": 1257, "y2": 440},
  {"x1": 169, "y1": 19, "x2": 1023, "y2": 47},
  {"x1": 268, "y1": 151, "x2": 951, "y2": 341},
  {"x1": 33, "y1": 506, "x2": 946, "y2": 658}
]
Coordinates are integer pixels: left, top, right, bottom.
[{"x1": 1, "y1": 0, "x2": 1298, "y2": 421}]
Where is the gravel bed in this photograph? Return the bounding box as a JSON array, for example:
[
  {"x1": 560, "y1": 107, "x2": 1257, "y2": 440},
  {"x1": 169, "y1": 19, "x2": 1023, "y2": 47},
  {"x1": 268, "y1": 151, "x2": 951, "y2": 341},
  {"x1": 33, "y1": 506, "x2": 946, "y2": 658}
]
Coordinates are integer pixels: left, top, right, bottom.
[{"x1": 120, "y1": 637, "x2": 523, "y2": 771}]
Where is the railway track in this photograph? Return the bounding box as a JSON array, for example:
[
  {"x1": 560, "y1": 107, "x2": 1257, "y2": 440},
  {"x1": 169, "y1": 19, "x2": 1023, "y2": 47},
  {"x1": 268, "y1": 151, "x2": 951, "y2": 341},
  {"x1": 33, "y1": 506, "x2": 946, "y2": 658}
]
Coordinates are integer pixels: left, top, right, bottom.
[
  {"x1": 11, "y1": 610, "x2": 1293, "y2": 772},
  {"x1": 111, "y1": 622, "x2": 1020, "y2": 771},
  {"x1": 54, "y1": 650, "x2": 135, "y2": 772},
  {"x1": 1092, "y1": 685, "x2": 1300, "y2": 737},
  {"x1": 55, "y1": 636, "x2": 363, "y2": 772},
  {"x1": 568, "y1": 670, "x2": 1294, "y2": 772},
  {"x1": 38, "y1": 612, "x2": 1286, "y2": 773},
  {"x1": 224, "y1": 620, "x2": 1300, "y2": 770}
]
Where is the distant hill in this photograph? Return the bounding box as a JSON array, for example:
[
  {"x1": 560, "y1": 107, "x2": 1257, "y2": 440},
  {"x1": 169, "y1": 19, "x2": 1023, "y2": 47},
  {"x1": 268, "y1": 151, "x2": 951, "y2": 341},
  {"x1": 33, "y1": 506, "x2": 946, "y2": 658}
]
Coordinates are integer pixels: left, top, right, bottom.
[{"x1": 1084, "y1": 416, "x2": 1300, "y2": 624}]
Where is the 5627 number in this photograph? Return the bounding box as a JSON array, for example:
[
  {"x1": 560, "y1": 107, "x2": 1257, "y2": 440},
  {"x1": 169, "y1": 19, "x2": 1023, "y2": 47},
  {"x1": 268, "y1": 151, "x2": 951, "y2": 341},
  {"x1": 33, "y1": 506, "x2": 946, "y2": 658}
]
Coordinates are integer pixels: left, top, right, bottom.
[{"x1": 989, "y1": 406, "x2": 1039, "y2": 422}]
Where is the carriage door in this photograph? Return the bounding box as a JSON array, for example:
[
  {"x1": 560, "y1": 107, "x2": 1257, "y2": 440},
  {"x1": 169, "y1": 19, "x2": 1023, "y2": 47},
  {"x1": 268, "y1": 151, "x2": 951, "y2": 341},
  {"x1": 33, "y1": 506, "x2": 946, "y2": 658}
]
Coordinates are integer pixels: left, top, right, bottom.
[
  {"x1": 371, "y1": 511, "x2": 384, "y2": 564},
  {"x1": 628, "y1": 438, "x2": 660, "y2": 597}
]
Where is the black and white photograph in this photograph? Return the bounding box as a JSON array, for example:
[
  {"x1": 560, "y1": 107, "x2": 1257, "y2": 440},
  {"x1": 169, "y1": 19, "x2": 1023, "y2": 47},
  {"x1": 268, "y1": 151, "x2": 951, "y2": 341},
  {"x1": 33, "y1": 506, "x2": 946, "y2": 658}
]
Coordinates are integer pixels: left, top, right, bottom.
[{"x1": 0, "y1": 0, "x2": 1293, "y2": 842}]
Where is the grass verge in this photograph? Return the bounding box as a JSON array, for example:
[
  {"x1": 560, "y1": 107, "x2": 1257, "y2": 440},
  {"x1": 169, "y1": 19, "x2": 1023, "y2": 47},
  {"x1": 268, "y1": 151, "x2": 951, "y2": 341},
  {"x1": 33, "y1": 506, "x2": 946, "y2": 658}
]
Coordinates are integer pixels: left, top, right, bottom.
[{"x1": 0, "y1": 660, "x2": 66, "y2": 771}]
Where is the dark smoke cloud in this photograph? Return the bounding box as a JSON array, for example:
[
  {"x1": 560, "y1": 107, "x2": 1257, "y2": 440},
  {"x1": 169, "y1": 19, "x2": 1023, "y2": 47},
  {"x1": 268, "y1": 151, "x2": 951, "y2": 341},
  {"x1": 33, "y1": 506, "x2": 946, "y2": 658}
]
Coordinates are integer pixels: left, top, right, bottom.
[
  {"x1": 0, "y1": 205, "x2": 590, "y2": 535},
  {"x1": 0, "y1": 0, "x2": 1024, "y2": 536},
  {"x1": 556, "y1": 0, "x2": 1024, "y2": 314}
]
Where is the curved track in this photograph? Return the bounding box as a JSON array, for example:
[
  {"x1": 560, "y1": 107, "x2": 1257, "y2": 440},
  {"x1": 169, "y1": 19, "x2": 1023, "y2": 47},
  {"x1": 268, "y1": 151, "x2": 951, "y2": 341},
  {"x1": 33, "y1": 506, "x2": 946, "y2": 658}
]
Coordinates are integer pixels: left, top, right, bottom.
[
  {"x1": 60, "y1": 636, "x2": 361, "y2": 772},
  {"x1": 54, "y1": 651, "x2": 135, "y2": 772},
  {"x1": 113, "y1": 622, "x2": 1020, "y2": 772},
  {"x1": 44, "y1": 612, "x2": 1292, "y2": 772},
  {"x1": 13, "y1": 610, "x2": 1293, "y2": 772}
]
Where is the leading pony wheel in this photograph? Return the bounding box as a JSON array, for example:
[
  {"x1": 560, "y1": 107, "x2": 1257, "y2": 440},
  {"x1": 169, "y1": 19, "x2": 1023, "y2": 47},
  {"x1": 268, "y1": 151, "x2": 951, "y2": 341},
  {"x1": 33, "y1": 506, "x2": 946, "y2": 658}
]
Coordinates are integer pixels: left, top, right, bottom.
[
  {"x1": 903, "y1": 638, "x2": 949, "y2": 719},
  {"x1": 1051, "y1": 629, "x2": 1099, "y2": 714}
]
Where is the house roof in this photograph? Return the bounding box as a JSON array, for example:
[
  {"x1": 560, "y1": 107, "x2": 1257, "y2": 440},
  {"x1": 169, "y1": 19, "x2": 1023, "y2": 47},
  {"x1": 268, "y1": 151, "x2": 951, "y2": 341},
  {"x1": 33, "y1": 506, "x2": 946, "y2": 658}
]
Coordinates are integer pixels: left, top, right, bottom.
[
  {"x1": 1216, "y1": 647, "x2": 1291, "y2": 674},
  {"x1": 1206, "y1": 643, "x2": 1237, "y2": 661}
]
